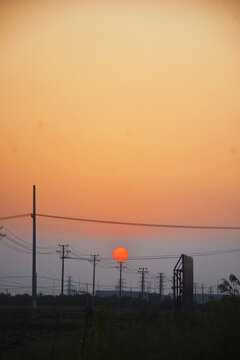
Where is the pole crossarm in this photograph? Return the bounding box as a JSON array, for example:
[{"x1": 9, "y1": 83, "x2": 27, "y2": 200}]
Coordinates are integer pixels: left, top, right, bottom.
[
  {"x1": 56, "y1": 244, "x2": 71, "y2": 297},
  {"x1": 138, "y1": 267, "x2": 148, "y2": 299}
]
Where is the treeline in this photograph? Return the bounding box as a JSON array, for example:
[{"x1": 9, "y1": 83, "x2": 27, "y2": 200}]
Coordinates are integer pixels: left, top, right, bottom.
[{"x1": 0, "y1": 292, "x2": 174, "y2": 309}]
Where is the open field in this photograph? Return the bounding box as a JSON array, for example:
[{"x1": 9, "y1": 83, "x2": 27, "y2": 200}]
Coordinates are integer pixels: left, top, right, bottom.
[{"x1": 0, "y1": 296, "x2": 239, "y2": 360}]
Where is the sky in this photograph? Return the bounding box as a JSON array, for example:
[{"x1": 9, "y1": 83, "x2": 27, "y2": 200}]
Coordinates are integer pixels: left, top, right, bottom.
[{"x1": 0, "y1": 0, "x2": 240, "y2": 295}]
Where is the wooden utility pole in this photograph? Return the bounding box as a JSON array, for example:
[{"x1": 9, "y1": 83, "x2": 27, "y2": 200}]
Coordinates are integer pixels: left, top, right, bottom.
[
  {"x1": 119, "y1": 262, "x2": 123, "y2": 298},
  {"x1": 159, "y1": 272, "x2": 164, "y2": 301},
  {"x1": 201, "y1": 284, "x2": 205, "y2": 304},
  {"x1": 138, "y1": 268, "x2": 148, "y2": 299},
  {"x1": 57, "y1": 244, "x2": 70, "y2": 297},
  {"x1": 90, "y1": 254, "x2": 100, "y2": 306},
  {"x1": 194, "y1": 282, "x2": 198, "y2": 304}
]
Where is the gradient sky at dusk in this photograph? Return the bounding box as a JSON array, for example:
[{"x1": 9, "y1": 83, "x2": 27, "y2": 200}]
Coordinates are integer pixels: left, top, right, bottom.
[{"x1": 0, "y1": 0, "x2": 240, "y2": 293}]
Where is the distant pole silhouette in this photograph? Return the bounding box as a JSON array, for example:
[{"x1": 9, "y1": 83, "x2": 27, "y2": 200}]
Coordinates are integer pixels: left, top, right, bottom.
[
  {"x1": 159, "y1": 273, "x2": 164, "y2": 298},
  {"x1": 194, "y1": 282, "x2": 198, "y2": 304},
  {"x1": 86, "y1": 281, "x2": 89, "y2": 306},
  {"x1": 138, "y1": 268, "x2": 148, "y2": 299},
  {"x1": 67, "y1": 276, "x2": 72, "y2": 295},
  {"x1": 90, "y1": 254, "x2": 100, "y2": 306},
  {"x1": 201, "y1": 284, "x2": 205, "y2": 304},
  {"x1": 31, "y1": 185, "x2": 37, "y2": 315},
  {"x1": 57, "y1": 244, "x2": 70, "y2": 297},
  {"x1": 158, "y1": 272, "x2": 164, "y2": 307},
  {"x1": 119, "y1": 262, "x2": 123, "y2": 298}
]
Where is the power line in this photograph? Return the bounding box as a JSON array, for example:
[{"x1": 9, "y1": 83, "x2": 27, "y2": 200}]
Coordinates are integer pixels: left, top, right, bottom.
[
  {"x1": 0, "y1": 235, "x2": 56, "y2": 255},
  {"x1": 106, "y1": 248, "x2": 240, "y2": 261},
  {"x1": 138, "y1": 268, "x2": 148, "y2": 299},
  {"x1": 1, "y1": 212, "x2": 240, "y2": 230},
  {"x1": 68, "y1": 248, "x2": 240, "y2": 264},
  {"x1": 0, "y1": 276, "x2": 31, "y2": 279},
  {"x1": 56, "y1": 244, "x2": 70, "y2": 296},
  {"x1": 3, "y1": 226, "x2": 32, "y2": 247},
  {"x1": 68, "y1": 245, "x2": 90, "y2": 257},
  {"x1": 35, "y1": 213, "x2": 240, "y2": 230},
  {"x1": 0, "y1": 214, "x2": 30, "y2": 221},
  {"x1": 0, "y1": 237, "x2": 31, "y2": 254},
  {"x1": 5, "y1": 235, "x2": 32, "y2": 251},
  {"x1": 3, "y1": 226, "x2": 56, "y2": 250}
]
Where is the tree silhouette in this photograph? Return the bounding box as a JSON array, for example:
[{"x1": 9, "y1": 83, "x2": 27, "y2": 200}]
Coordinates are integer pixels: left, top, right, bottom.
[{"x1": 218, "y1": 274, "x2": 240, "y2": 296}]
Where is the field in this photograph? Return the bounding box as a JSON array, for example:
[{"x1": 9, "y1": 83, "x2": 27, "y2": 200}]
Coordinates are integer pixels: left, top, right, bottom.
[{"x1": 0, "y1": 296, "x2": 239, "y2": 360}]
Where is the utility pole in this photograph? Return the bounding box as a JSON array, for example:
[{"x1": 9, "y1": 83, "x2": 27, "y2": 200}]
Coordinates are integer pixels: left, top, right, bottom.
[
  {"x1": 67, "y1": 276, "x2": 72, "y2": 295},
  {"x1": 201, "y1": 284, "x2": 205, "y2": 305},
  {"x1": 118, "y1": 262, "x2": 126, "y2": 299},
  {"x1": 31, "y1": 185, "x2": 37, "y2": 315},
  {"x1": 119, "y1": 262, "x2": 123, "y2": 298},
  {"x1": 147, "y1": 281, "x2": 152, "y2": 294},
  {"x1": 194, "y1": 282, "x2": 198, "y2": 304},
  {"x1": 209, "y1": 286, "x2": 213, "y2": 297},
  {"x1": 90, "y1": 254, "x2": 100, "y2": 306},
  {"x1": 57, "y1": 244, "x2": 70, "y2": 297},
  {"x1": 158, "y1": 272, "x2": 164, "y2": 303},
  {"x1": 117, "y1": 262, "x2": 126, "y2": 307},
  {"x1": 86, "y1": 280, "x2": 89, "y2": 306},
  {"x1": 138, "y1": 268, "x2": 148, "y2": 299}
]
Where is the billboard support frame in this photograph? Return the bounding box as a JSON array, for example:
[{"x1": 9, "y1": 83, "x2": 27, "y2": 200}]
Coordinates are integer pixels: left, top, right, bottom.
[{"x1": 173, "y1": 254, "x2": 193, "y2": 322}]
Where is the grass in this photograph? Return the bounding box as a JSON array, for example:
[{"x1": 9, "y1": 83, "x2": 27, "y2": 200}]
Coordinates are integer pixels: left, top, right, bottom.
[{"x1": 0, "y1": 297, "x2": 239, "y2": 360}]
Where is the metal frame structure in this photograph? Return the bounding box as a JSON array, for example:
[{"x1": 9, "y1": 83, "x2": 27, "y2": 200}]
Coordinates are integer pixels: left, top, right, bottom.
[{"x1": 173, "y1": 254, "x2": 193, "y2": 318}]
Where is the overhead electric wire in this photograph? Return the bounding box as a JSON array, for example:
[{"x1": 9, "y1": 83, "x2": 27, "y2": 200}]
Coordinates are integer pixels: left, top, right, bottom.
[
  {"x1": 3, "y1": 226, "x2": 32, "y2": 247},
  {"x1": 1, "y1": 211, "x2": 240, "y2": 230},
  {"x1": 36, "y1": 213, "x2": 240, "y2": 230},
  {"x1": 98, "y1": 263, "x2": 117, "y2": 269},
  {"x1": 0, "y1": 284, "x2": 32, "y2": 289},
  {"x1": 0, "y1": 235, "x2": 56, "y2": 255},
  {"x1": 39, "y1": 276, "x2": 61, "y2": 282},
  {"x1": 69, "y1": 257, "x2": 90, "y2": 262},
  {"x1": 3, "y1": 226, "x2": 56, "y2": 250},
  {"x1": 124, "y1": 264, "x2": 138, "y2": 274},
  {"x1": 0, "y1": 276, "x2": 31, "y2": 279},
  {"x1": 0, "y1": 214, "x2": 31, "y2": 221},
  {"x1": 5, "y1": 235, "x2": 32, "y2": 251},
  {"x1": 102, "y1": 248, "x2": 240, "y2": 261},
  {"x1": 148, "y1": 271, "x2": 158, "y2": 279},
  {"x1": 100, "y1": 258, "x2": 117, "y2": 268},
  {"x1": 68, "y1": 245, "x2": 90, "y2": 257},
  {"x1": 0, "y1": 238, "x2": 32, "y2": 254},
  {"x1": 5, "y1": 235, "x2": 56, "y2": 254},
  {"x1": 0, "y1": 278, "x2": 31, "y2": 287}
]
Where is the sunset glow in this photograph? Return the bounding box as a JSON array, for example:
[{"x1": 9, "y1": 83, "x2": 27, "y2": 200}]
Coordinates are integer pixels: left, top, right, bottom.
[{"x1": 0, "y1": 0, "x2": 240, "y2": 240}]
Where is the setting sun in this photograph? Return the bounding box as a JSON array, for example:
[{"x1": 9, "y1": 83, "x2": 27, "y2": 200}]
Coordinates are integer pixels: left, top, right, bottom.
[{"x1": 113, "y1": 247, "x2": 129, "y2": 262}]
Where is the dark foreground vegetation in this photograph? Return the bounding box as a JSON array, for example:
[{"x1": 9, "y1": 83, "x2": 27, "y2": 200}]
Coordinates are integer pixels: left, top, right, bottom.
[{"x1": 0, "y1": 294, "x2": 239, "y2": 360}]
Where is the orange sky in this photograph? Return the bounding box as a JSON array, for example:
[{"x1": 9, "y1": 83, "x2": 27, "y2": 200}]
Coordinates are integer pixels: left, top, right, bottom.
[{"x1": 1, "y1": 0, "x2": 240, "y2": 240}]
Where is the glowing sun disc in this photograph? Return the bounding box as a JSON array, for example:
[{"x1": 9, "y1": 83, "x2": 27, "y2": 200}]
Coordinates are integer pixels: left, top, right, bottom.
[{"x1": 113, "y1": 247, "x2": 128, "y2": 262}]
